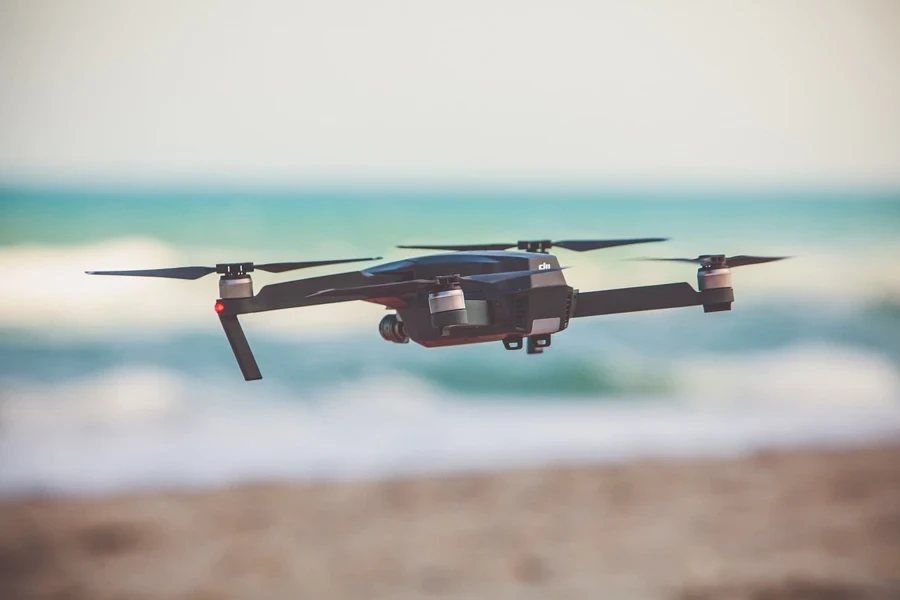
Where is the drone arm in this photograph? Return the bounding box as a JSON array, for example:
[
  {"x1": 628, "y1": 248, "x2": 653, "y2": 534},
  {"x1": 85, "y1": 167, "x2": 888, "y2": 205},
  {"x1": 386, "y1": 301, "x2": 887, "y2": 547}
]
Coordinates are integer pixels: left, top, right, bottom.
[
  {"x1": 572, "y1": 282, "x2": 733, "y2": 318},
  {"x1": 218, "y1": 314, "x2": 262, "y2": 381},
  {"x1": 214, "y1": 271, "x2": 389, "y2": 382},
  {"x1": 218, "y1": 271, "x2": 387, "y2": 315}
]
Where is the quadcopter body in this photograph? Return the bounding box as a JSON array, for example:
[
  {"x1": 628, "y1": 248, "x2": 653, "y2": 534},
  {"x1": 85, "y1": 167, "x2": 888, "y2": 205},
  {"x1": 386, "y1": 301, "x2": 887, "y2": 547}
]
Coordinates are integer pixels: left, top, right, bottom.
[
  {"x1": 87, "y1": 238, "x2": 784, "y2": 381},
  {"x1": 364, "y1": 250, "x2": 570, "y2": 351}
]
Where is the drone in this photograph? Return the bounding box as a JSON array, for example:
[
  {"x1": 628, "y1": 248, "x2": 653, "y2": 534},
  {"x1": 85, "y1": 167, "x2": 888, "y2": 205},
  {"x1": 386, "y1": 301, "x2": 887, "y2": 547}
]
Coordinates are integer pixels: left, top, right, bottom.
[{"x1": 87, "y1": 238, "x2": 787, "y2": 381}]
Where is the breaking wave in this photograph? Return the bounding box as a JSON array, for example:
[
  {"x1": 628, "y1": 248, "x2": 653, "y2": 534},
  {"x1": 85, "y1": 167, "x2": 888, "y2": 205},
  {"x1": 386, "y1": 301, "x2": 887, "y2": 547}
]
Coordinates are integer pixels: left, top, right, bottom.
[
  {"x1": 2, "y1": 342, "x2": 898, "y2": 496},
  {"x1": 2, "y1": 205, "x2": 899, "y2": 495}
]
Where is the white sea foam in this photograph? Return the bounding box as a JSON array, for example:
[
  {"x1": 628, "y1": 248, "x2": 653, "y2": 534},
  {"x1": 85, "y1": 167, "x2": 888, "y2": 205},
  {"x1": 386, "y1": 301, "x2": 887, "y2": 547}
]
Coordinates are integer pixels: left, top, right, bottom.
[
  {"x1": 3, "y1": 237, "x2": 900, "y2": 340},
  {"x1": 2, "y1": 347, "x2": 898, "y2": 496},
  {"x1": 0, "y1": 237, "x2": 387, "y2": 338},
  {"x1": 675, "y1": 344, "x2": 900, "y2": 409}
]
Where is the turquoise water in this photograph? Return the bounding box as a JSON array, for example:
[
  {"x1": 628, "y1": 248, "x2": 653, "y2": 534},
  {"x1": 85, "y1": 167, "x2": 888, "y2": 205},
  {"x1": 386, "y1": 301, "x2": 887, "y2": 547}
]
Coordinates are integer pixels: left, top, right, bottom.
[
  {"x1": 2, "y1": 185, "x2": 899, "y2": 494},
  {"x1": 3, "y1": 185, "x2": 899, "y2": 249}
]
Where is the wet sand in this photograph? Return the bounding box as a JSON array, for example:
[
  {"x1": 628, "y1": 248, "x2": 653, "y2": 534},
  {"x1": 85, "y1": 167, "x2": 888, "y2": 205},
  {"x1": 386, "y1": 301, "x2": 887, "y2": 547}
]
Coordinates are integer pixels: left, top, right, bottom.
[{"x1": 2, "y1": 444, "x2": 899, "y2": 600}]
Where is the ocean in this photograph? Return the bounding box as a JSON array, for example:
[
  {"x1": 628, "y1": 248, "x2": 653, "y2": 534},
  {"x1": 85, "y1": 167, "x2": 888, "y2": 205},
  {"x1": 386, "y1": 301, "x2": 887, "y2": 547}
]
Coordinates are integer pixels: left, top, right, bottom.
[{"x1": 1, "y1": 185, "x2": 899, "y2": 496}]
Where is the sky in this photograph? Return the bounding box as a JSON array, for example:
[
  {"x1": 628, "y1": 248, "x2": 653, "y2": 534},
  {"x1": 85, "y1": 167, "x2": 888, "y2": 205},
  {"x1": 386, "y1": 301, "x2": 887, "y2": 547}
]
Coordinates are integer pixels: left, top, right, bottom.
[{"x1": 1, "y1": 0, "x2": 899, "y2": 186}]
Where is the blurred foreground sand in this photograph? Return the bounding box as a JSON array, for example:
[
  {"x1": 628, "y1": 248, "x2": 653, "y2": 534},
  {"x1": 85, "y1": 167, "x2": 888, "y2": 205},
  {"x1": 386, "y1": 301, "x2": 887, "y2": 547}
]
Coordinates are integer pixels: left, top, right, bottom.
[{"x1": 2, "y1": 444, "x2": 899, "y2": 600}]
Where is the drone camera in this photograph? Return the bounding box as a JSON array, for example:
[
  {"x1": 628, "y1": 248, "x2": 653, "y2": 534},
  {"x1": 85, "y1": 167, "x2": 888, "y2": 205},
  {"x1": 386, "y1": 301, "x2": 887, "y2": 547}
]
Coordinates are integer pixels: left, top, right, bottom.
[{"x1": 379, "y1": 313, "x2": 409, "y2": 343}]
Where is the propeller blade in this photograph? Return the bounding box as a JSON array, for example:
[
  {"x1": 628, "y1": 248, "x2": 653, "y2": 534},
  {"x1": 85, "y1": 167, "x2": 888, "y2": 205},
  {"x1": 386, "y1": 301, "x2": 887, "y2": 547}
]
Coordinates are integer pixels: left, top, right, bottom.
[
  {"x1": 552, "y1": 237, "x2": 668, "y2": 251},
  {"x1": 85, "y1": 266, "x2": 217, "y2": 280},
  {"x1": 724, "y1": 255, "x2": 790, "y2": 268},
  {"x1": 633, "y1": 255, "x2": 790, "y2": 267},
  {"x1": 398, "y1": 238, "x2": 667, "y2": 253},
  {"x1": 463, "y1": 266, "x2": 567, "y2": 284},
  {"x1": 255, "y1": 257, "x2": 382, "y2": 273},
  {"x1": 87, "y1": 256, "x2": 382, "y2": 280},
  {"x1": 631, "y1": 257, "x2": 702, "y2": 264},
  {"x1": 397, "y1": 243, "x2": 514, "y2": 252}
]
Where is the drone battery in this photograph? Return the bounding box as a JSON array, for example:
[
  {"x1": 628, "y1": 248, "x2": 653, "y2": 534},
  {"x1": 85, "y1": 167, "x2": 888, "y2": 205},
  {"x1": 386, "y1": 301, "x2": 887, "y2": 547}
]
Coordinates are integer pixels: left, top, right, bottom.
[{"x1": 219, "y1": 276, "x2": 254, "y2": 299}]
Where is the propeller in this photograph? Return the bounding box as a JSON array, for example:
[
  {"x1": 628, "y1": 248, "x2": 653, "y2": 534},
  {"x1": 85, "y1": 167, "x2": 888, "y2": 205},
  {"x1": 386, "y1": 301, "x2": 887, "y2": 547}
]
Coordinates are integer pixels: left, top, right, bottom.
[
  {"x1": 397, "y1": 237, "x2": 668, "y2": 253},
  {"x1": 86, "y1": 257, "x2": 382, "y2": 280},
  {"x1": 308, "y1": 266, "x2": 567, "y2": 299},
  {"x1": 636, "y1": 254, "x2": 790, "y2": 268}
]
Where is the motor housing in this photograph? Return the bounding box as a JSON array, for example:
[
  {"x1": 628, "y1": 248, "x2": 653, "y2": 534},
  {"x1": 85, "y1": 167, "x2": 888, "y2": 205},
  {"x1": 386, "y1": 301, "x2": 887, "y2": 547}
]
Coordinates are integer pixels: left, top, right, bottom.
[
  {"x1": 379, "y1": 313, "x2": 409, "y2": 343},
  {"x1": 697, "y1": 267, "x2": 733, "y2": 312},
  {"x1": 219, "y1": 276, "x2": 253, "y2": 299},
  {"x1": 428, "y1": 288, "x2": 469, "y2": 330}
]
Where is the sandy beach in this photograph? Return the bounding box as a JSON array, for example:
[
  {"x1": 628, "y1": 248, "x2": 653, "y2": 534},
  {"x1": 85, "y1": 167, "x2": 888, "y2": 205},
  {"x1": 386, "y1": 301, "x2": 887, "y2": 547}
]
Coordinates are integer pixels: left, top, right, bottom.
[{"x1": 2, "y1": 443, "x2": 899, "y2": 600}]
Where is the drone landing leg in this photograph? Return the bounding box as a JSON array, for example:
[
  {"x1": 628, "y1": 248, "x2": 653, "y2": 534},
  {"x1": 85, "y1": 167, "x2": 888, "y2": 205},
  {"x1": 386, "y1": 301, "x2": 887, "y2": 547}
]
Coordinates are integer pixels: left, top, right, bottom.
[
  {"x1": 218, "y1": 314, "x2": 262, "y2": 381},
  {"x1": 527, "y1": 334, "x2": 551, "y2": 354},
  {"x1": 503, "y1": 335, "x2": 524, "y2": 350}
]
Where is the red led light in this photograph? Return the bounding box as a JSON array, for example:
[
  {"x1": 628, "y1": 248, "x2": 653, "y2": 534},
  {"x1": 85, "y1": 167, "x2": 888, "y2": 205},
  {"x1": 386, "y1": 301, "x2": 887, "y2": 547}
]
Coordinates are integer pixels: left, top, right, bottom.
[{"x1": 214, "y1": 302, "x2": 225, "y2": 313}]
